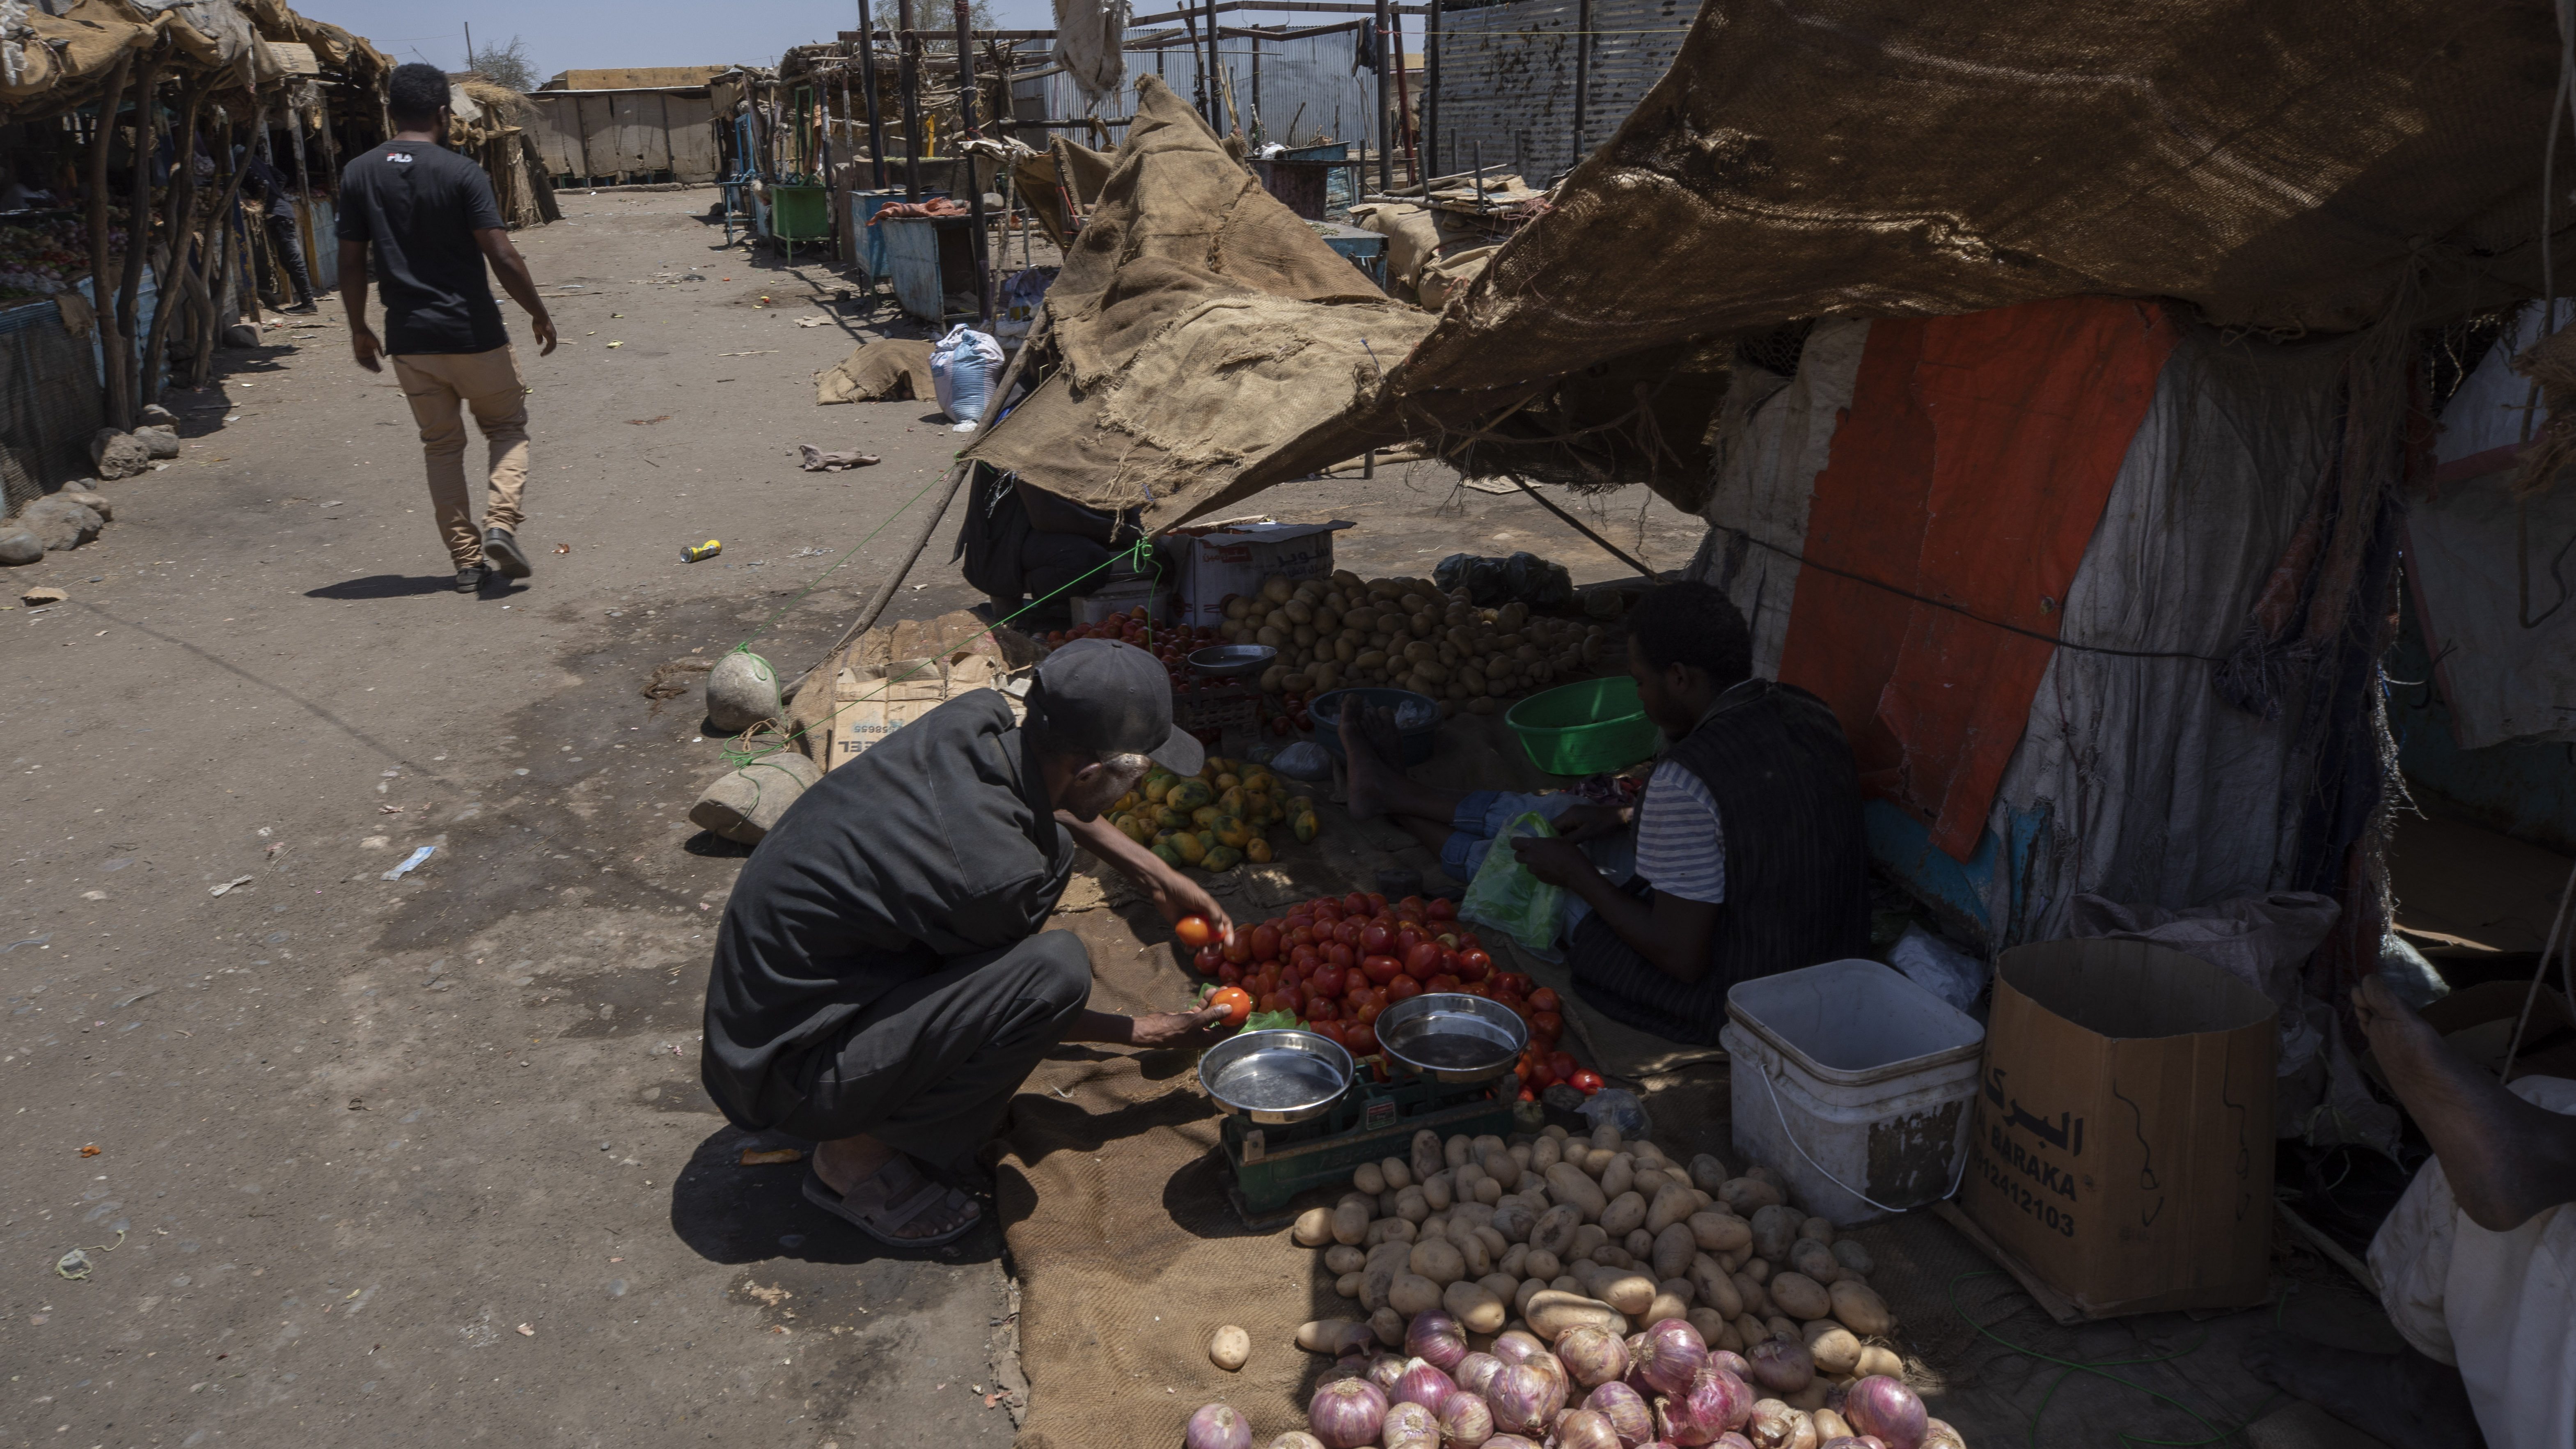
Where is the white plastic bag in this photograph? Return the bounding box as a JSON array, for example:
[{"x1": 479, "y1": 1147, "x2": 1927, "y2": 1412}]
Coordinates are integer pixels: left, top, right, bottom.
[
  {"x1": 1887, "y1": 924, "x2": 1985, "y2": 1013},
  {"x1": 929, "y1": 323, "x2": 1005, "y2": 430}
]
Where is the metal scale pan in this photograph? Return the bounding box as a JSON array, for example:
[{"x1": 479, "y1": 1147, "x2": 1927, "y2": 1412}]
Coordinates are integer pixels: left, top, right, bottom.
[
  {"x1": 1199, "y1": 1028, "x2": 1355, "y2": 1125},
  {"x1": 1373, "y1": 993, "x2": 1530, "y2": 1086}
]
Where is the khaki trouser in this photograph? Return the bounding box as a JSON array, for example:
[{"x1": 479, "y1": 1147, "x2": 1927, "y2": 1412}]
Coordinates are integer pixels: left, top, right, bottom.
[{"x1": 392, "y1": 346, "x2": 529, "y2": 567}]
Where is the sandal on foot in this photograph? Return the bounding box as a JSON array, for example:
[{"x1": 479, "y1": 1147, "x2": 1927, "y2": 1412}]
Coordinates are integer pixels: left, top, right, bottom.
[{"x1": 802, "y1": 1157, "x2": 981, "y2": 1248}]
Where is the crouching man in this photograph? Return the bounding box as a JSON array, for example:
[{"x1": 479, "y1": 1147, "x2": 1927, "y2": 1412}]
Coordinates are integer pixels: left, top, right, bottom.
[{"x1": 699, "y1": 638, "x2": 1233, "y2": 1247}]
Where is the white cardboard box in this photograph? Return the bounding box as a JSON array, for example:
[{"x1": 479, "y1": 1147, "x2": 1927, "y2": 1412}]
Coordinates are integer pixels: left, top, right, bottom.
[{"x1": 1173, "y1": 519, "x2": 1354, "y2": 627}]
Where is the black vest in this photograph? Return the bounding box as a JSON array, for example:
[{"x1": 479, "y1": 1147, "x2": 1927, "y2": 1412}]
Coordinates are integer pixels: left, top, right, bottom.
[{"x1": 1568, "y1": 680, "x2": 1870, "y2": 1045}]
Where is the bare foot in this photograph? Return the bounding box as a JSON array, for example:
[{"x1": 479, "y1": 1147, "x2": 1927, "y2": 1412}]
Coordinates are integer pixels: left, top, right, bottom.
[
  {"x1": 2241, "y1": 1333, "x2": 2478, "y2": 1449},
  {"x1": 1340, "y1": 708, "x2": 1393, "y2": 820},
  {"x1": 2356, "y1": 974, "x2": 2576, "y2": 1231}
]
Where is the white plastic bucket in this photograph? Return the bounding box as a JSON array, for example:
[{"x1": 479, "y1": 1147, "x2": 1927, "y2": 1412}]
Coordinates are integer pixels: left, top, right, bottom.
[{"x1": 1722, "y1": 958, "x2": 1985, "y2": 1225}]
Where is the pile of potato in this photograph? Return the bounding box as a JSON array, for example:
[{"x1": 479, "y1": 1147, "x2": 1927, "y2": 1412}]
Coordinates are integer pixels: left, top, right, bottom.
[
  {"x1": 1289, "y1": 1123, "x2": 1905, "y2": 1411},
  {"x1": 1218, "y1": 571, "x2": 1614, "y2": 717}
]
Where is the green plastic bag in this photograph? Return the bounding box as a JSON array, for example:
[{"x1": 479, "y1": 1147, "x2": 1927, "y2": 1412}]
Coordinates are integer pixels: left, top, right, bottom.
[{"x1": 1460, "y1": 811, "x2": 1565, "y2": 953}]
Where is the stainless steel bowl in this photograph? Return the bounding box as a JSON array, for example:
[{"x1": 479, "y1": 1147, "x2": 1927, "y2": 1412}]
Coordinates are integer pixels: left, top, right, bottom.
[
  {"x1": 1374, "y1": 993, "x2": 1531, "y2": 1085},
  {"x1": 1188, "y1": 643, "x2": 1279, "y2": 679},
  {"x1": 1198, "y1": 1028, "x2": 1354, "y2": 1124}
]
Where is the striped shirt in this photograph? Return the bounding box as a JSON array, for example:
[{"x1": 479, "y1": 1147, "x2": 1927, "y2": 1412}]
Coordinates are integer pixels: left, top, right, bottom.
[{"x1": 1634, "y1": 760, "x2": 1726, "y2": 903}]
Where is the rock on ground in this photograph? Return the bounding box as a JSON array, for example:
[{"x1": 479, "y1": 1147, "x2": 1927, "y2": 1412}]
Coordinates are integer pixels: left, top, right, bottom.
[
  {"x1": 89, "y1": 428, "x2": 152, "y2": 479},
  {"x1": 0, "y1": 528, "x2": 40, "y2": 565},
  {"x1": 56, "y1": 487, "x2": 111, "y2": 521},
  {"x1": 705, "y1": 649, "x2": 784, "y2": 734},
  {"x1": 20, "y1": 583, "x2": 65, "y2": 605},
  {"x1": 18, "y1": 494, "x2": 103, "y2": 550},
  {"x1": 134, "y1": 424, "x2": 180, "y2": 459}
]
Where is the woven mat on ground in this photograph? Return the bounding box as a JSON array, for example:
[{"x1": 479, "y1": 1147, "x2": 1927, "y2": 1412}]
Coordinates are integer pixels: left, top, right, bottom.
[{"x1": 996, "y1": 846, "x2": 1375, "y2": 1448}]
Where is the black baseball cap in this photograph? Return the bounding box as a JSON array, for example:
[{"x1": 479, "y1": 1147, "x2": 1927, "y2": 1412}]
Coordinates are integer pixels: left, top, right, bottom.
[{"x1": 1027, "y1": 637, "x2": 1203, "y2": 776}]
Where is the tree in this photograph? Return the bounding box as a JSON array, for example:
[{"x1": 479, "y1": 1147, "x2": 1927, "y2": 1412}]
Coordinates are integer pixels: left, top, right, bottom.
[
  {"x1": 919, "y1": 0, "x2": 1000, "y2": 54},
  {"x1": 470, "y1": 34, "x2": 538, "y2": 93}
]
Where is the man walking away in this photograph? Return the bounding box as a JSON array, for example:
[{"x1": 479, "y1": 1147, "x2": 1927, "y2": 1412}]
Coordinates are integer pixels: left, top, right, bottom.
[
  {"x1": 235, "y1": 144, "x2": 315, "y2": 312},
  {"x1": 335, "y1": 62, "x2": 559, "y2": 595}
]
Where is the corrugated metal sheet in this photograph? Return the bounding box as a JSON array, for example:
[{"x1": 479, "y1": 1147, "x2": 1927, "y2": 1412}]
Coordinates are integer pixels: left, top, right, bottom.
[
  {"x1": 1432, "y1": 0, "x2": 1688, "y2": 180},
  {"x1": 1034, "y1": 30, "x2": 1382, "y2": 153},
  {"x1": 528, "y1": 91, "x2": 722, "y2": 183}
]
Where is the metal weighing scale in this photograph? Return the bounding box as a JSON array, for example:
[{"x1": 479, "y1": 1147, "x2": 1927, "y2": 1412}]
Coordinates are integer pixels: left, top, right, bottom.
[{"x1": 1201, "y1": 995, "x2": 1529, "y2": 1228}]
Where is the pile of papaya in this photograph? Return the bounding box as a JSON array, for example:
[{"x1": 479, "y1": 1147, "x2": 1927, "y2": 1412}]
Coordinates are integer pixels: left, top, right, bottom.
[{"x1": 1108, "y1": 755, "x2": 1321, "y2": 874}]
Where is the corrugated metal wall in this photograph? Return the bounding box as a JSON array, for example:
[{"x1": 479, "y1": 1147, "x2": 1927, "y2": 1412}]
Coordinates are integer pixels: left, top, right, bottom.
[
  {"x1": 1035, "y1": 30, "x2": 1384, "y2": 152},
  {"x1": 1432, "y1": 0, "x2": 1689, "y2": 180}
]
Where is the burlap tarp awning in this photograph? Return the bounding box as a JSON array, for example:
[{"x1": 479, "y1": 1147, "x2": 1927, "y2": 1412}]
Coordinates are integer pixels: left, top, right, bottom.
[
  {"x1": 997, "y1": 0, "x2": 2571, "y2": 530},
  {"x1": 963, "y1": 76, "x2": 1437, "y2": 522}
]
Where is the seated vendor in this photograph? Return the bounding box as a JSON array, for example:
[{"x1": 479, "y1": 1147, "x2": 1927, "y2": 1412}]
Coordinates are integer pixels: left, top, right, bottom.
[
  {"x1": 1341, "y1": 581, "x2": 1868, "y2": 1044},
  {"x1": 698, "y1": 638, "x2": 1233, "y2": 1248},
  {"x1": 2246, "y1": 974, "x2": 2576, "y2": 1449}
]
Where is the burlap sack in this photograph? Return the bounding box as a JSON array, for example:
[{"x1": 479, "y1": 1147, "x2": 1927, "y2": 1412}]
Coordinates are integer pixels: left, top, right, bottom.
[{"x1": 815, "y1": 338, "x2": 936, "y2": 405}]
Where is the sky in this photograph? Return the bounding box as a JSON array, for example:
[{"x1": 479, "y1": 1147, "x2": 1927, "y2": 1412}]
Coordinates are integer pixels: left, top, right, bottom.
[{"x1": 313, "y1": 0, "x2": 1056, "y2": 79}]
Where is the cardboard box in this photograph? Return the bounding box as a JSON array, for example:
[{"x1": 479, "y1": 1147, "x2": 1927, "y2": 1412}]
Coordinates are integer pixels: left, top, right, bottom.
[
  {"x1": 1958, "y1": 938, "x2": 2277, "y2": 1317},
  {"x1": 1172, "y1": 519, "x2": 1354, "y2": 627},
  {"x1": 811, "y1": 611, "x2": 1006, "y2": 770},
  {"x1": 1068, "y1": 576, "x2": 1171, "y2": 625}
]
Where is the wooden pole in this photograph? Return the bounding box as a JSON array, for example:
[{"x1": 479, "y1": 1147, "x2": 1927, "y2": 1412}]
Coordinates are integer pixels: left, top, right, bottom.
[
  {"x1": 896, "y1": 0, "x2": 925, "y2": 199},
  {"x1": 1571, "y1": 0, "x2": 1591, "y2": 167},
  {"x1": 858, "y1": 0, "x2": 889, "y2": 188},
  {"x1": 1205, "y1": 0, "x2": 1223, "y2": 132},
  {"x1": 113, "y1": 53, "x2": 163, "y2": 431},
  {"x1": 954, "y1": 0, "x2": 991, "y2": 325},
  {"x1": 1373, "y1": 0, "x2": 1391, "y2": 188},
  {"x1": 84, "y1": 56, "x2": 133, "y2": 431},
  {"x1": 1391, "y1": 3, "x2": 1414, "y2": 183},
  {"x1": 192, "y1": 106, "x2": 258, "y2": 385},
  {"x1": 1424, "y1": 0, "x2": 1439, "y2": 176},
  {"x1": 140, "y1": 79, "x2": 207, "y2": 408}
]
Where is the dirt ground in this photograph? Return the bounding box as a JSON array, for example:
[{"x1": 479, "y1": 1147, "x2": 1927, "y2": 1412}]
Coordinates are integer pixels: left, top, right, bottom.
[{"x1": 0, "y1": 186, "x2": 1708, "y2": 1448}]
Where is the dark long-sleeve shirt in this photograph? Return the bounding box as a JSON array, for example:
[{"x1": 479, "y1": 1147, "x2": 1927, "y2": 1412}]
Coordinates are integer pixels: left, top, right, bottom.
[{"x1": 699, "y1": 690, "x2": 1075, "y2": 1129}]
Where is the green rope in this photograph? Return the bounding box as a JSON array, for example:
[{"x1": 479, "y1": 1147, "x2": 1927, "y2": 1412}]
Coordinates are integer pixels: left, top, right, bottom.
[
  {"x1": 725, "y1": 531, "x2": 1162, "y2": 769},
  {"x1": 1944, "y1": 1271, "x2": 2291, "y2": 1449},
  {"x1": 725, "y1": 447, "x2": 987, "y2": 660}
]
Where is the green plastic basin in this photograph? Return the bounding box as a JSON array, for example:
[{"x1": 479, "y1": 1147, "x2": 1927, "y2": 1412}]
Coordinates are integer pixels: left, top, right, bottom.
[{"x1": 1506, "y1": 675, "x2": 1659, "y2": 775}]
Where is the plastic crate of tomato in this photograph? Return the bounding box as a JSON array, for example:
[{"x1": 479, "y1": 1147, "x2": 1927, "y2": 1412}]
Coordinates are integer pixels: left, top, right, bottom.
[{"x1": 1176, "y1": 889, "x2": 1592, "y2": 1089}]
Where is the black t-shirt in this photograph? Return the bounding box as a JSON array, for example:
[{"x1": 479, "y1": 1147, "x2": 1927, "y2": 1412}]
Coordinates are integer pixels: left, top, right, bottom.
[
  {"x1": 334, "y1": 140, "x2": 507, "y2": 355},
  {"x1": 698, "y1": 690, "x2": 1077, "y2": 1131}
]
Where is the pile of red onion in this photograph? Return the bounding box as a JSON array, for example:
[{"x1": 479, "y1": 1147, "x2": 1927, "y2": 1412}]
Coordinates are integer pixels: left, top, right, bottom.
[{"x1": 1194, "y1": 1312, "x2": 1953, "y2": 1449}]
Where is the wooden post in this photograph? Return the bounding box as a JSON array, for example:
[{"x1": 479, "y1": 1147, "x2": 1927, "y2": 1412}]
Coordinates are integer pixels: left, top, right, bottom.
[
  {"x1": 1206, "y1": 0, "x2": 1224, "y2": 133},
  {"x1": 84, "y1": 56, "x2": 132, "y2": 430},
  {"x1": 896, "y1": 0, "x2": 924, "y2": 199},
  {"x1": 1571, "y1": 0, "x2": 1591, "y2": 168},
  {"x1": 1391, "y1": 5, "x2": 1414, "y2": 183},
  {"x1": 1373, "y1": 0, "x2": 1391, "y2": 189},
  {"x1": 113, "y1": 53, "x2": 163, "y2": 430},
  {"x1": 1424, "y1": 0, "x2": 1439, "y2": 177},
  {"x1": 140, "y1": 80, "x2": 207, "y2": 408},
  {"x1": 1250, "y1": 33, "x2": 1260, "y2": 140},
  {"x1": 1181, "y1": 10, "x2": 1205, "y2": 124},
  {"x1": 953, "y1": 0, "x2": 990, "y2": 325},
  {"x1": 858, "y1": 0, "x2": 889, "y2": 189}
]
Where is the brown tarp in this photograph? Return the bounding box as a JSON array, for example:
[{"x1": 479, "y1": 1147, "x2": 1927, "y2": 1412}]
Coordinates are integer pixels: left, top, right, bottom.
[
  {"x1": 1022, "y1": 0, "x2": 2571, "y2": 530},
  {"x1": 964, "y1": 76, "x2": 1435, "y2": 519}
]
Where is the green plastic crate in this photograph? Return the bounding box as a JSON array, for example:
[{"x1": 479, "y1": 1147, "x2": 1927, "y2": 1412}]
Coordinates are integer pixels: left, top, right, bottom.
[{"x1": 1506, "y1": 675, "x2": 1661, "y2": 775}]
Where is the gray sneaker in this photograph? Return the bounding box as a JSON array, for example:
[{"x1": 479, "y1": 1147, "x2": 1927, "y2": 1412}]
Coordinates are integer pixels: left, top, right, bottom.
[
  {"x1": 454, "y1": 563, "x2": 489, "y2": 594},
  {"x1": 482, "y1": 527, "x2": 532, "y2": 579}
]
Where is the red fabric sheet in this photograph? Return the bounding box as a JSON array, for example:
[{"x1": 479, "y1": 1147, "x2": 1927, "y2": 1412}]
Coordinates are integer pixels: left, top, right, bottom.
[{"x1": 1778, "y1": 297, "x2": 2180, "y2": 860}]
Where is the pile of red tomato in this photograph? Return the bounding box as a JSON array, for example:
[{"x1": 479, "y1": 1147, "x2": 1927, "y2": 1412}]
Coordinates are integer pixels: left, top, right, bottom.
[
  {"x1": 1184, "y1": 890, "x2": 1597, "y2": 1099},
  {"x1": 1043, "y1": 609, "x2": 1224, "y2": 693}
]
